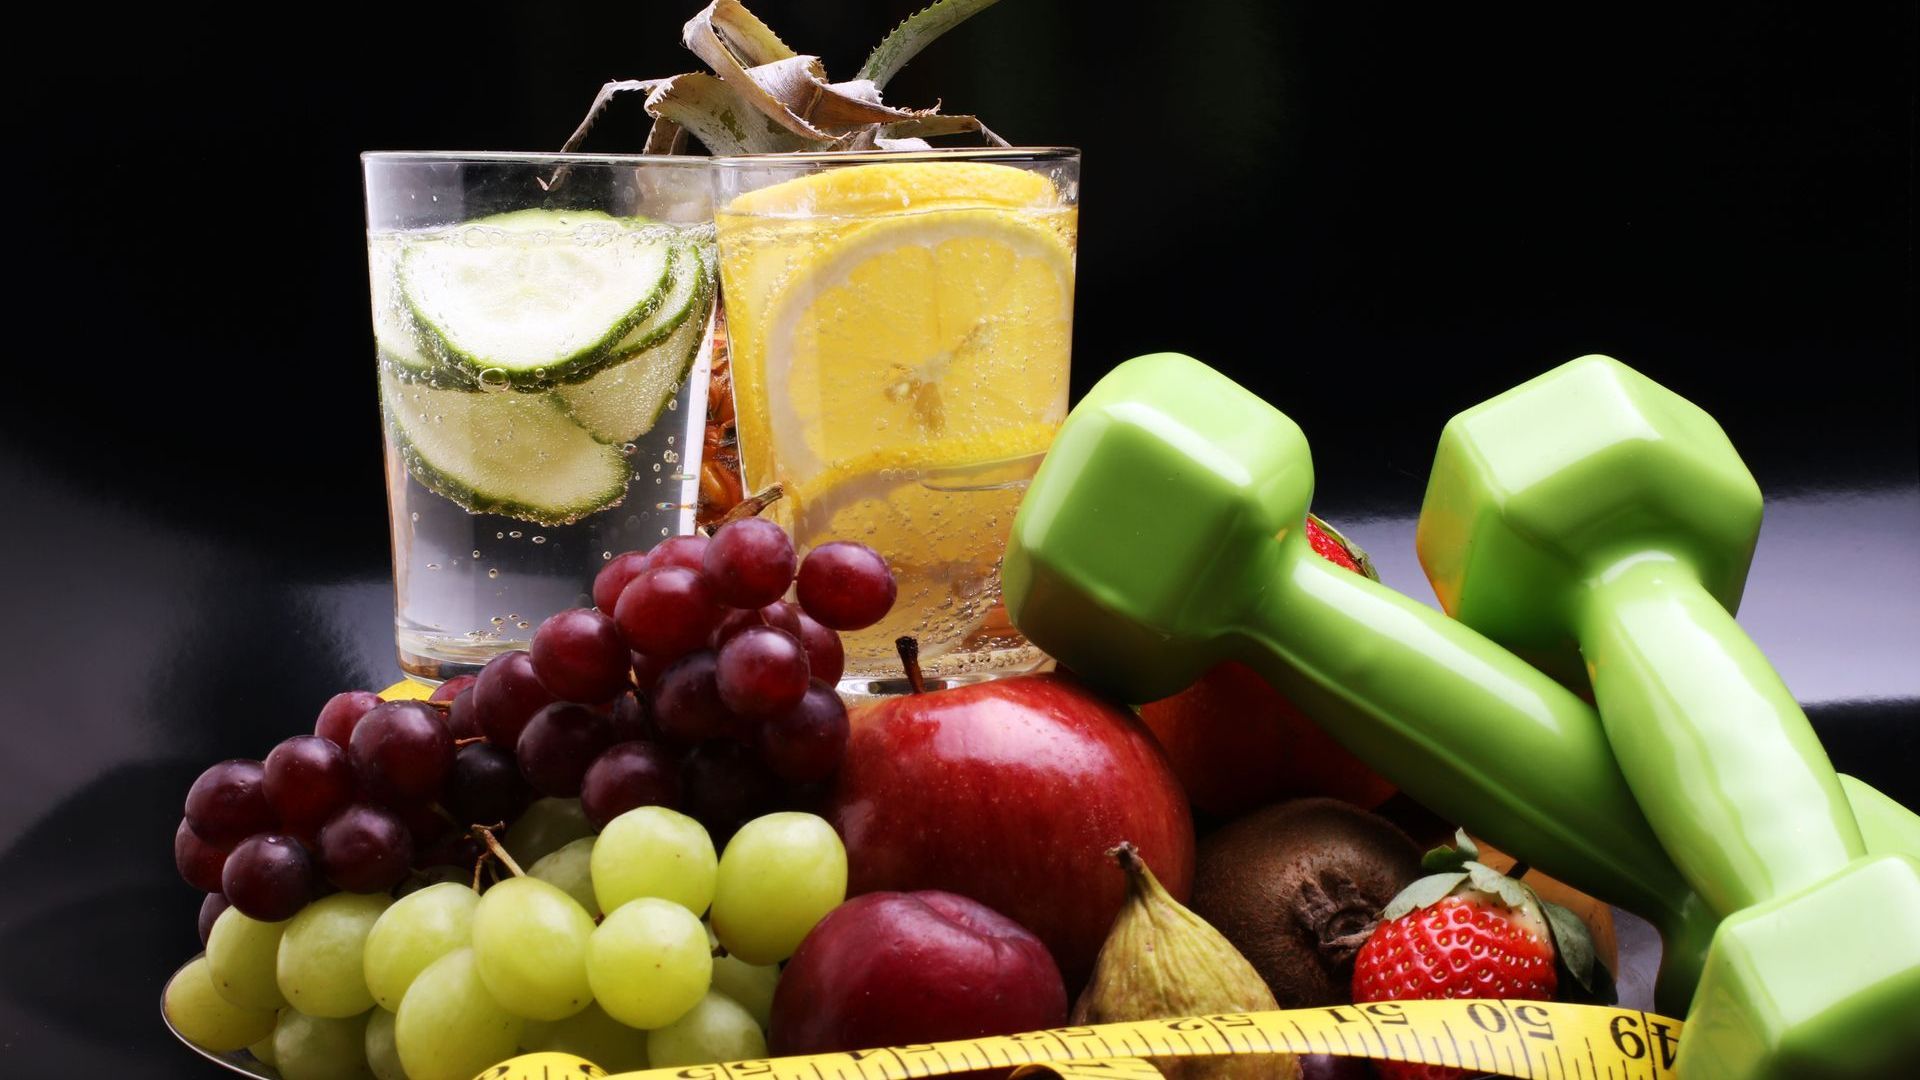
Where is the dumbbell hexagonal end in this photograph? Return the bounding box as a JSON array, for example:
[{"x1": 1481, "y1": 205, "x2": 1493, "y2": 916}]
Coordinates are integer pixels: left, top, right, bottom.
[
  {"x1": 1004, "y1": 353, "x2": 1314, "y2": 703},
  {"x1": 1417, "y1": 355, "x2": 1763, "y2": 659},
  {"x1": 1677, "y1": 853, "x2": 1920, "y2": 1080}
]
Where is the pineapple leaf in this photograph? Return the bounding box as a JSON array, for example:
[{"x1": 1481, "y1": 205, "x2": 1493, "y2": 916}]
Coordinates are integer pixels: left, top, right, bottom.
[
  {"x1": 858, "y1": 0, "x2": 1005, "y2": 89},
  {"x1": 644, "y1": 72, "x2": 816, "y2": 155}
]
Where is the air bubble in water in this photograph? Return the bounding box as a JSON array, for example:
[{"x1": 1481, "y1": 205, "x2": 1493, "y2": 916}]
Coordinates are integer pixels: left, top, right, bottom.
[
  {"x1": 472, "y1": 550, "x2": 483, "y2": 559},
  {"x1": 531, "y1": 535, "x2": 547, "y2": 545},
  {"x1": 508, "y1": 530, "x2": 523, "y2": 539},
  {"x1": 478, "y1": 368, "x2": 511, "y2": 391},
  {"x1": 426, "y1": 563, "x2": 440, "y2": 571},
  {"x1": 487, "y1": 568, "x2": 500, "y2": 579}
]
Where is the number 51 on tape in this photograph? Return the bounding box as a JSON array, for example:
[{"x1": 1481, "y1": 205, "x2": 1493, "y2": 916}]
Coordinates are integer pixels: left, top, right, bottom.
[{"x1": 479, "y1": 999, "x2": 1683, "y2": 1080}]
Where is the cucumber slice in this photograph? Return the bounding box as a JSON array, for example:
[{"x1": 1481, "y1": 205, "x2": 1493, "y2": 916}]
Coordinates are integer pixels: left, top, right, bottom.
[
  {"x1": 369, "y1": 238, "x2": 454, "y2": 382},
  {"x1": 400, "y1": 210, "x2": 673, "y2": 387},
  {"x1": 600, "y1": 243, "x2": 711, "y2": 363},
  {"x1": 552, "y1": 279, "x2": 712, "y2": 445},
  {"x1": 380, "y1": 368, "x2": 631, "y2": 525}
]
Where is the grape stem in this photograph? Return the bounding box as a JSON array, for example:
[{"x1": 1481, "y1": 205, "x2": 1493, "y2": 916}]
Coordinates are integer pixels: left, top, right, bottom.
[
  {"x1": 470, "y1": 824, "x2": 526, "y2": 879},
  {"x1": 453, "y1": 736, "x2": 488, "y2": 748},
  {"x1": 703, "y1": 482, "x2": 786, "y2": 534},
  {"x1": 895, "y1": 636, "x2": 927, "y2": 695}
]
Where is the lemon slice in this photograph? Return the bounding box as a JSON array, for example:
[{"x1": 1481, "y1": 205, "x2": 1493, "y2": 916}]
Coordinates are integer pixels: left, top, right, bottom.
[
  {"x1": 748, "y1": 209, "x2": 1073, "y2": 481},
  {"x1": 724, "y1": 161, "x2": 1060, "y2": 218}
]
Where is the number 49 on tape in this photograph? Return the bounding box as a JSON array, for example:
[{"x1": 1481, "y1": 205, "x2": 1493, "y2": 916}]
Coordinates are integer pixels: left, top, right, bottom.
[{"x1": 478, "y1": 1000, "x2": 1683, "y2": 1080}]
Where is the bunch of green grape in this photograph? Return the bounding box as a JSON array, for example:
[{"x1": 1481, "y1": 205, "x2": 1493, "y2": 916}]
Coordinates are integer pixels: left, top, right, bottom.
[{"x1": 165, "y1": 806, "x2": 848, "y2": 1080}]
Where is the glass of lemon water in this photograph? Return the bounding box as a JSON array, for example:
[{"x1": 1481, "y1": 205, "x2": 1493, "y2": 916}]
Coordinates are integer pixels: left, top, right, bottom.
[{"x1": 711, "y1": 149, "x2": 1079, "y2": 692}]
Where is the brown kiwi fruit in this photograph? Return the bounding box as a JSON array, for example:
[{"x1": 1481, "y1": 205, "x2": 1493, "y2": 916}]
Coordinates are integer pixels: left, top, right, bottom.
[{"x1": 1190, "y1": 797, "x2": 1423, "y2": 1007}]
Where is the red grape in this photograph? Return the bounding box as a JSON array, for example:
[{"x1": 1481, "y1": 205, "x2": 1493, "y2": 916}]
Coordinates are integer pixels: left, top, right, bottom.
[
  {"x1": 175, "y1": 818, "x2": 228, "y2": 893},
  {"x1": 593, "y1": 551, "x2": 653, "y2": 614},
  {"x1": 317, "y1": 805, "x2": 413, "y2": 893},
  {"x1": 716, "y1": 627, "x2": 810, "y2": 717},
  {"x1": 614, "y1": 566, "x2": 723, "y2": 658},
  {"x1": 184, "y1": 760, "x2": 275, "y2": 849},
  {"x1": 473, "y1": 650, "x2": 557, "y2": 747},
  {"x1": 648, "y1": 534, "x2": 710, "y2": 573},
  {"x1": 758, "y1": 682, "x2": 850, "y2": 783},
  {"x1": 531, "y1": 608, "x2": 631, "y2": 704},
  {"x1": 704, "y1": 518, "x2": 796, "y2": 608},
  {"x1": 632, "y1": 651, "x2": 669, "y2": 692},
  {"x1": 391, "y1": 799, "x2": 454, "y2": 849},
  {"x1": 795, "y1": 542, "x2": 897, "y2": 630},
  {"x1": 517, "y1": 703, "x2": 615, "y2": 798},
  {"x1": 417, "y1": 833, "x2": 483, "y2": 871},
  {"x1": 445, "y1": 743, "x2": 533, "y2": 826},
  {"x1": 651, "y1": 650, "x2": 744, "y2": 744},
  {"x1": 609, "y1": 691, "x2": 659, "y2": 744},
  {"x1": 680, "y1": 741, "x2": 775, "y2": 842},
  {"x1": 710, "y1": 601, "x2": 805, "y2": 649},
  {"x1": 197, "y1": 892, "x2": 230, "y2": 947},
  {"x1": 314, "y1": 690, "x2": 383, "y2": 750},
  {"x1": 428, "y1": 675, "x2": 478, "y2": 704},
  {"x1": 580, "y1": 742, "x2": 683, "y2": 829},
  {"x1": 264, "y1": 735, "x2": 355, "y2": 835},
  {"x1": 349, "y1": 701, "x2": 454, "y2": 804},
  {"x1": 445, "y1": 688, "x2": 482, "y2": 741},
  {"x1": 794, "y1": 611, "x2": 846, "y2": 685},
  {"x1": 222, "y1": 834, "x2": 316, "y2": 921}
]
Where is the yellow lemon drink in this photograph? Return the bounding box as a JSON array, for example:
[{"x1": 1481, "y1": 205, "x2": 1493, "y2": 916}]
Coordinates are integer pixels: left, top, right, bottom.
[{"x1": 713, "y1": 151, "x2": 1079, "y2": 688}]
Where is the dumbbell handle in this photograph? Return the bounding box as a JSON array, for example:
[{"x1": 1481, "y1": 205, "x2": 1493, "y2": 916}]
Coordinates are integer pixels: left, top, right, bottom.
[
  {"x1": 1234, "y1": 533, "x2": 1717, "y2": 1004},
  {"x1": 1577, "y1": 555, "x2": 1865, "y2": 916}
]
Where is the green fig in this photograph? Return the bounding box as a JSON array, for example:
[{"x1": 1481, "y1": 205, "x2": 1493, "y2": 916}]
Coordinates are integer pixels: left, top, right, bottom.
[{"x1": 1073, "y1": 843, "x2": 1300, "y2": 1080}]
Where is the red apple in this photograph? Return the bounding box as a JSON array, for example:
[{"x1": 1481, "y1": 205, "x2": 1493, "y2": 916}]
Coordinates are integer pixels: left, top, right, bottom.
[
  {"x1": 1139, "y1": 660, "x2": 1397, "y2": 818},
  {"x1": 1136, "y1": 518, "x2": 1395, "y2": 819},
  {"x1": 825, "y1": 672, "x2": 1194, "y2": 986},
  {"x1": 770, "y1": 890, "x2": 1066, "y2": 1055}
]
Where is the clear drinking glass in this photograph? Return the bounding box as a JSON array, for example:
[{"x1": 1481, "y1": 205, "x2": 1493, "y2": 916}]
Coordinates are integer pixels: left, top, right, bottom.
[
  {"x1": 711, "y1": 148, "x2": 1079, "y2": 692},
  {"x1": 363, "y1": 153, "x2": 717, "y2": 679}
]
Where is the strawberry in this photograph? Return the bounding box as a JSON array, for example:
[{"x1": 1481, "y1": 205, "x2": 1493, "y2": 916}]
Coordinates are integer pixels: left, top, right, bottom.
[
  {"x1": 1350, "y1": 832, "x2": 1597, "y2": 1080},
  {"x1": 1305, "y1": 514, "x2": 1367, "y2": 575}
]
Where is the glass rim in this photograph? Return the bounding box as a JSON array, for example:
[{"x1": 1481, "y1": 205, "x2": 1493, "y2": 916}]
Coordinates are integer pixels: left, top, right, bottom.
[
  {"x1": 708, "y1": 146, "x2": 1080, "y2": 168},
  {"x1": 360, "y1": 150, "x2": 713, "y2": 167}
]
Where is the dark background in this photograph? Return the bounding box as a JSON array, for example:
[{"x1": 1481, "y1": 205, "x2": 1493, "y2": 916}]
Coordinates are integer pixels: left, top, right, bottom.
[{"x1": 1, "y1": 1, "x2": 1913, "y2": 1074}]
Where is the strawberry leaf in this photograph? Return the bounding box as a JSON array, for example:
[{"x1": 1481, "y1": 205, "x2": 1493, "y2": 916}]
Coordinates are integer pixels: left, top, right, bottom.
[
  {"x1": 1381, "y1": 871, "x2": 1467, "y2": 921},
  {"x1": 1539, "y1": 898, "x2": 1598, "y2": 993},
  {"x1": 1420, "y1": 829, "x2": 1479, "y2": 873},
  {"x1": 1465, "y1": 861, "x2": 1533, "y2": 909}
]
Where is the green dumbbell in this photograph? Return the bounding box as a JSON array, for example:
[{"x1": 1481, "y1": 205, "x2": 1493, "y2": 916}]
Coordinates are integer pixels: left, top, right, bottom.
[
  {"x1": 1005, "y1": 352, "x2": 1723, "y2": 1011},
  {"x1": 1003, "y1": 351, "x2": 1920, "y2": 1021},
  {"x1": 1418, "y1": 355, "x2": 1920, "y2": 1078}
]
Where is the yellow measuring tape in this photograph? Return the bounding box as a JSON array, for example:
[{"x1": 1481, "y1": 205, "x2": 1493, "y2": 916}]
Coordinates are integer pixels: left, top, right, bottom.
[{"x1": 486, "y1": 1000, "x2": 1683, "y2": 1080}]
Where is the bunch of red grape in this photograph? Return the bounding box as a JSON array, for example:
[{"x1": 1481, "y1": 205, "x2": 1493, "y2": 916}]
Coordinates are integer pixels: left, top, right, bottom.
[{"x1": 175, "y1": 517, "x2": 895, "y2": 934}]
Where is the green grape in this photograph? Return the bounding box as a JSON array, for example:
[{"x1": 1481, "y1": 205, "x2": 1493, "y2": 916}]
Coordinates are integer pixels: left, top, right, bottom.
[
  {"x1": 248, "y1": 1026, "x2": 280, "y2": 1067},
  {"x1": 504, "y1": 797, "x2": 594, "y2": 866},
  {"x1": 529, "y1": 836, "x2": 600, "y2": 916},
  {"x1": 472, "y1": 876, "x2": 595, "y2": 1020},
  {"x1": 273, "y1": 1008, "x2": 373, "y2": 1080},
  {"x1": 592, "y1": 806, "x2": 717, "y2": 916},
  {"x1": 364, "y1": 881, "x2": 479, "y2": 1011},
  {"x1": 520, "y1": 1002, "x2": 651, "y2": 1070},
  {"x1": 396, "y1": 948, "x2": 524, "y2": 1080},
  {"x1": 207, "y1": 907, "x2": 290, "y2": 1011},
  {"x1": 164, "y1": 956, "x2": 277, "y2": 1053},
  {"x1": 365, "y1": 1008, "x2": 405, "y2": 1080},
  {"x1": 709, "y1": 955, "x2": 779, "y2": 1031},
  {"x1": 709, "y1": 812, "x2": 846, "y2": 964},
  {"x1": 588, "y1": 897, "x2": 712, "y2": 1030},
  {"x1": 279, "y1": 892, "x2": 391, "y2": 1018},
  {"x1": 646, "y1": 992, "x2": 767, "y2": 1068}
]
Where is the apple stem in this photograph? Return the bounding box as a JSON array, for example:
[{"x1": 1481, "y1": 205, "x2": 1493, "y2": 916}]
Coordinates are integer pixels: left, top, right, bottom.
[
  {"x1": 895, "y1": 636, "x2": 928, "y2": 695},
  {"x1": 1507, "y1": 861, "x2": 1530, "y2": 881},
  {"x1": 472, "y1": 823, "x2": 526, "y2": 879}
]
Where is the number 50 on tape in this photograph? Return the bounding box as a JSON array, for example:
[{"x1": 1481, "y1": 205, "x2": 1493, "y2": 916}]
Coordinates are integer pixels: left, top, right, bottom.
[{"x1": 482, "y1": 999, "x2": 1683, "y2": 1080}]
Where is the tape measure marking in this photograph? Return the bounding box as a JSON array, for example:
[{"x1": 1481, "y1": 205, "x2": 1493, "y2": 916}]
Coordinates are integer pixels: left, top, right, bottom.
[{"x1": 488, "y1": 1001, "x2": 1681, "y2": 1080}]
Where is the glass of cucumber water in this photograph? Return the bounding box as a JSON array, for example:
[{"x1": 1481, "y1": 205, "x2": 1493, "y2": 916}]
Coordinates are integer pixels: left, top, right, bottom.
[{"x1": 363, "y1": 153, "x2": 717, "y2": 679}]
